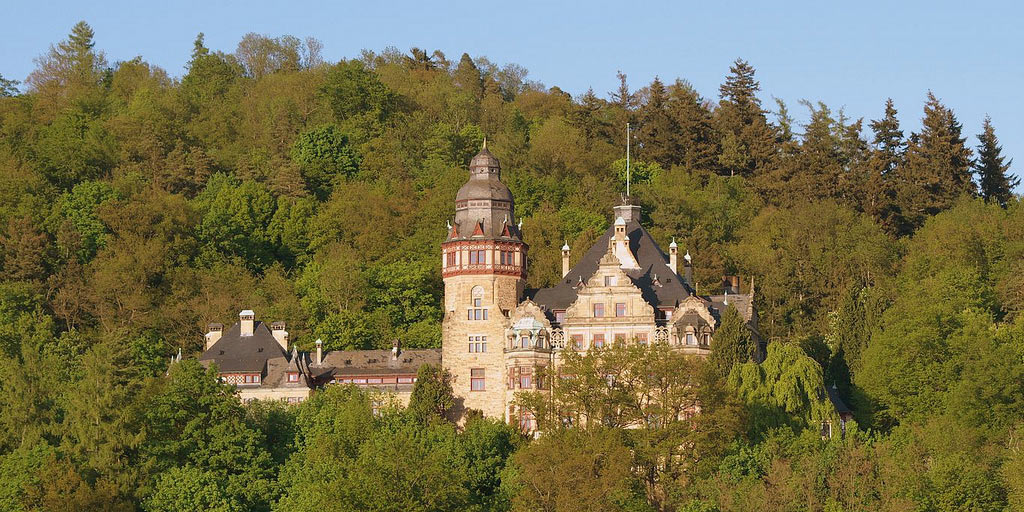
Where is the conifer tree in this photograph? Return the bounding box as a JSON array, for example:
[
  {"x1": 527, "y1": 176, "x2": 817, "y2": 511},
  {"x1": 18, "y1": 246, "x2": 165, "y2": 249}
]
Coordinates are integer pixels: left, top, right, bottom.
[
  {"x1": 897, "y1": 93, "x2": 974, "y2": 233},
  {"x1": 636, "y1": 77, "x2": 679, "y2": 167},
  {"x1": 714, "y1": 59, "x2": 778, "y2": 182},
  {"x1": 974, "y1": 116, "x2": 1018, "y2": 207},
  {"x1": 718, "y1": 58, "x2": 762, "y2": 123},
  {"x1": 453, "y1": 53, "x2": 484, "y2": 99},
  {"x1": 709, "y1": 305, "x2": 755, "y2": 376},
  {"x1": 864, "y1": 99, "x2": 905, "y2": 232},
  {"x1": 667, "y1": 79, "x2": 716, "y2": 171}
]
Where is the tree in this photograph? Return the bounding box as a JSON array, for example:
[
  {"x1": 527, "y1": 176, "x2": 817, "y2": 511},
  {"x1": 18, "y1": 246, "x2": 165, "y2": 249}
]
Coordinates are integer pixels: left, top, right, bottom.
[
  {"x1": 0, "y1": 74, "x2": 18, "y2": 97},
  {"x1": 730, "y1": 342, "x2": 839, "y2": 435},
  {"x1": 864, "y1": 99, "x2": 905, "y2": 233},
  {"x1": 974, "y1": 116, "x2": 1018, "y2": 207},
  {"x1": 708, "y1": 305, "x2": 755, "y2": 376},
  {"x1": 26, "y1": 21, "x2": 107, "y2": 107},
  {"x1": 897, "y1": 93, "x2": 975, "y2": 233},
  {"x1": 407, "y1": 364, "x2": 456, "y2": 423},
  {"x1": 507, "y1": 428, "x2": 646, "y2": 512},
  {"x1": 291, "y1": 125, "x2": 361, "y2": 198}
]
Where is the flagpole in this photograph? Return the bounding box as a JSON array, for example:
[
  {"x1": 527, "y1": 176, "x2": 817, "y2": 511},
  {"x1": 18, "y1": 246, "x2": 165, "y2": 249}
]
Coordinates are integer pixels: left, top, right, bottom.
[{"x1": 626, "y1": 122, "x2": 631, "y2": 199}]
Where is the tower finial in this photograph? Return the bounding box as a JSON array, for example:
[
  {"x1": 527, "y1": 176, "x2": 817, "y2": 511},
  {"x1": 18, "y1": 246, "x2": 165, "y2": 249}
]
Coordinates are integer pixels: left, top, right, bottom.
[{"x1": 482, "y1": 137, "x2": 487, "y2": 150}]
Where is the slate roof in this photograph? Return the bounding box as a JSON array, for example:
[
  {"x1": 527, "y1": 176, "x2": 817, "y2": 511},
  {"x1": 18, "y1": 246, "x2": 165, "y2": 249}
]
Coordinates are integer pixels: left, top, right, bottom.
[
  {"x1": 827, "y1": 384, "x2": 853, "y2": 415},
  {"x1": 529, "y1": 219, "x2": 694, "y2": 312},
  {"x1": 199, "y1": 321, "x2": 287, "y2": 373},
  {"x1": 311, "y1": 348, "x2": 442, "y2": 379}
]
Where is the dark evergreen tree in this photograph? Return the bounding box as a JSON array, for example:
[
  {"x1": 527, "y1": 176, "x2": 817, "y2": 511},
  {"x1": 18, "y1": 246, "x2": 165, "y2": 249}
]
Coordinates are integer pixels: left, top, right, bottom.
[
  {"x1": 864, "y1": 99, "x2": 905, "y2": 233},
  {"x1": 635, "y1": 77, "x2": 679, "y2": 167},
  {"x1": 974, "y1": 116, "x2": 1018, "y2": 207},
  {"x1": 667, "y1": 79, "x2": 717, "y2": 171},
  {"x1": 709, "y1": 305, "x2": 754, "y2": 376},
  {"x1": 713, "y1": 59, "x2": 778, "y2": 183},
  {"x1": 897, "y1": 92, "x2": 974, "y2": 233}
]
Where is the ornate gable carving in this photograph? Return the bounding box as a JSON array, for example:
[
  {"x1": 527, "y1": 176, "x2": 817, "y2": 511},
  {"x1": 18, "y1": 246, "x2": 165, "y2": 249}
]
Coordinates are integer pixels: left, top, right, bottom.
[{"x1": 671, "y1": 295, "x2": 717, "y2": 331}]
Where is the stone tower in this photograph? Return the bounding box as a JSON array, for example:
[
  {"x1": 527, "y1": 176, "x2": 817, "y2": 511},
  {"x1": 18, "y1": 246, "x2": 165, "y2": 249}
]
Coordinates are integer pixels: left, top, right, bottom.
[{"x1": 441, "y1": 144, "x2": 526, "y2": 420}]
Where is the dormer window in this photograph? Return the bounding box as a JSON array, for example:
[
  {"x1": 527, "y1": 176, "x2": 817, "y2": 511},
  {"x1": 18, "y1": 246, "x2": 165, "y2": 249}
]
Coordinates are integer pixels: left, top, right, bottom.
[
  {"x1": 287, "y1": 372, "x2": 299, "y2": 383},
  {"x1": 604, "y1": 276, "x2": 617, "y2": 286}
]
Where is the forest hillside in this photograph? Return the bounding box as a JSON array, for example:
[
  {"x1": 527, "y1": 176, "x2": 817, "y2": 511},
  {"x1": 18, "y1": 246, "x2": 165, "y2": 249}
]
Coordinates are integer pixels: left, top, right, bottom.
[{"x1": 0, "y1": 22, "x2": 1022, "y2": 511}]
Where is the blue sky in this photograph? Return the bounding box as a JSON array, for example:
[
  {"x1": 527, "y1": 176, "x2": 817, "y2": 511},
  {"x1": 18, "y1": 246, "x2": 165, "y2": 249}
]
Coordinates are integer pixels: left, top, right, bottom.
[{"x1": 3, "y1": 0, "x2": 1021, "y2": 189}]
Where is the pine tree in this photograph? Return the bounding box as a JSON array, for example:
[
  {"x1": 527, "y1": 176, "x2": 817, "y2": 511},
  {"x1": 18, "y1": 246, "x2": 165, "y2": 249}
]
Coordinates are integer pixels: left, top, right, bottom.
[
  {"x1": 897, "y1": 92, "x2": 974, "y2": 233},
  {"x1": 635, "y1": 77, "x2": 679, "y2": 167},
  {"x1": 709, "y1": 305, "x2": 755, "y2": 377},
  {"x1": 453, "y1": 53, "x2": 483, "y2": 99},
  {"x1": 718, "y1": 58, "x2": 762, "y2": 123},
  {"x1": 714, "y1": 59, "x2": 778, "y2": 182},
  {"x1": 864, "y1": 99, "x2": 905, "y2": 234},
  {"x1": 974, "y1": 116, "x2": 1018, "y2": 207},
  {"x1": 667, "y1": 79, "x2": 716, "y2": 171}
]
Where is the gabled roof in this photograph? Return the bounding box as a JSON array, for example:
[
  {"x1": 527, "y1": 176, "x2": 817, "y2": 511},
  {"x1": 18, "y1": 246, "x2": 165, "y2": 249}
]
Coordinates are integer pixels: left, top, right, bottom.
[
  {"x1": 529, "y1": 219, "x2": 694, "y2": 311},
  {"x1": 199, "y1": 321, "x2": 287, "y2": 373}
]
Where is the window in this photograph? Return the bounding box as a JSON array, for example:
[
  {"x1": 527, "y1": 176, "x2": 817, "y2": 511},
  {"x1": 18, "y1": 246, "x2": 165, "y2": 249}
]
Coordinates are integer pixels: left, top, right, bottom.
[
  {"x1": 519, "y1": 335, "x2": 530, "y2": 349},
  {"x1": 519, "y1": 409, "x2": 537, "y2": 432},
  {"x1": 287, "y1": 372, "x2": 299, "y2": 383},
  {"x1": 571, "y1": 335, "x2": 584, "y2": 350},
  {"x1": 614, "y1": 333, "x2": 626, "y2": 344},
  {"x1": 469, "y1": 287, "x2": 487, "y2": 320},
  {"x1": 686, "y1": 333, "x2": 696, "y2": 346},
  {"x1": 471, "y1": 368, "x2": 485, "y2": 391},
  {"x1": 499, "y1": 250, "x2": 515, "y2": 265},
  {"x1": 469, "y1": 250, "x2": 486, "y2": 264},
  {"x1": 446, "y1": 251, "x2": 456, "y2": 266},
  {"x1": 367, "y1": 377, "x2": 382, "y2": 384},
  {"x1": 243, "y1": 374, "x2": 261, "y2": 384},
  {"x1": 636, "y1": 332, "x2": 648, "y2": 344},
  {"x1": 520, "y1": 374, "x2": 532, "y2": 389},
  {"x1": 604, "y1": 276, "x2": 617, "y2": 286},
  {"x1": 664, "y1": 309, "x2": 673, "y2": 320},
  {"x1": 353, "y1": 378, "x2": 367, "y2": 384},
  {"x1": 615, "y1": 303, "x2": 626, "y2": 317},
  {"x1": 398, "y1": 377, "x2": 414, "y2": 384},
  {"x1": 593, "y1": 303, "x2": 605, "y2": 317},
  {"x1": 554, "y1": 310, "x2": 566, "y2": 324},
  {"x1": 593, "y1": 334, "x2": 605, "y2": 349},
  {"x1": 469, "y1": 335, "x2": 487, "y2": 353}
]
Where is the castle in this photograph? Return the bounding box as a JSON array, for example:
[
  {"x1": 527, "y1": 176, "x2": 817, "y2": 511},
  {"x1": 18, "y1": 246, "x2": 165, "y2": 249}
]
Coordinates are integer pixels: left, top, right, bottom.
[
  {"x1": 199, "y1": 145, "x2": 760, "y2": 425},
  {"x1": 440, "y1": 145, "x2": 757, "y2": 424}
]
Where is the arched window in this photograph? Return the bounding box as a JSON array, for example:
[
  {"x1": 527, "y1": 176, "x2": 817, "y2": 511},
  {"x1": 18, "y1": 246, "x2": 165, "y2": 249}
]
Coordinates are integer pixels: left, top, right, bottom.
[{"x1": 468, "y1": 286, "x2": 487, "y2": 320}]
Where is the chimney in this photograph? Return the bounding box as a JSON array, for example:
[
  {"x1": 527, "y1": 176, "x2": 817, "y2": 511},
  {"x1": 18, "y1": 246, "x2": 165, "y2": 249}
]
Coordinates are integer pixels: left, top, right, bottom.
[
  {"x1": 392, "y1": 339, "x2": 401, "y2": 360},
  {"x1": 239, "y1": 310, "x2": 255, "y2": 336},
  {"x1": 561, "y1": 241, "x2": 571, "y2": 278},
  {"x1": 668, "y1": 238, "x2": 678, "y2": 274},
  {"x1": 722, "y1": 276, "x2": 740, "y2": 295},
  {"x1": 271, "y1": 321, "x2": 288, "y2": 350},
  {"x1": 205, "y1": 323, "x2": 223, "y2": 350},
  {"x1": 315, "y1": 338, "x2": 323, "y2": 366},
  {"x1": 684, "y1": 251, "x2": 693, "y2": 289}
]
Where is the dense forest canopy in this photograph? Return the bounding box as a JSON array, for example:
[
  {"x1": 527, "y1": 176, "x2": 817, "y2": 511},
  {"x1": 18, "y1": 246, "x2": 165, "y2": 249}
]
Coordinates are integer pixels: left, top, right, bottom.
[{"x1": 0, "y1": 22, "x2": 1022, "y2": 511}]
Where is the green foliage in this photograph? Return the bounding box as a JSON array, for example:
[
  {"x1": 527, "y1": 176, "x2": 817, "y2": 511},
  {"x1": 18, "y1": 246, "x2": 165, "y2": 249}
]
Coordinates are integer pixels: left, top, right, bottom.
[
  {"x1": 407, "y1": 363, "x2": 455, "y2": 423},
  {"x1": 730, "y1": 342, "x2": 838, "y2": 434},
  {"x1": 1, "y1": 25, "x2": 1022, "y2": 511},
  {"x1": 291, "y1": 124, "x2": 360, "y2": 198},
  {"x1": 708, "y1": 305, "x2": 754, "y2": 376}
]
